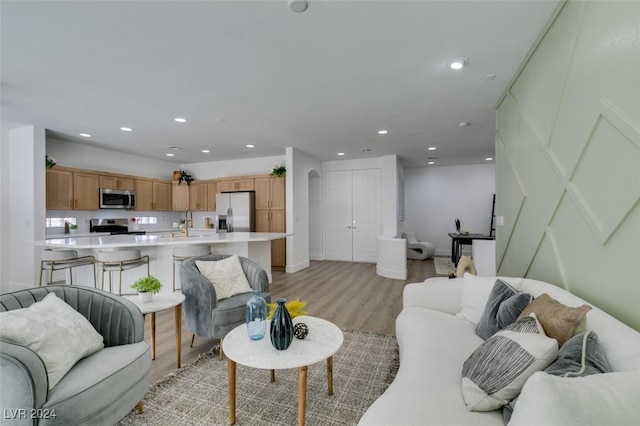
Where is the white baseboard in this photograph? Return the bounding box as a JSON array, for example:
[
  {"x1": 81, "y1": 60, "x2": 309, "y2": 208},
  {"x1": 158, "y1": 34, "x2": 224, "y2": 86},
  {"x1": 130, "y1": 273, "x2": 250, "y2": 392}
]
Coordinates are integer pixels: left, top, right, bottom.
[
  {"x1": 309, "y1": 253, "x2": 323, "y2": 261},
  {"x1": 286, "y1": 260, "x2": 310, "y2": 274}
]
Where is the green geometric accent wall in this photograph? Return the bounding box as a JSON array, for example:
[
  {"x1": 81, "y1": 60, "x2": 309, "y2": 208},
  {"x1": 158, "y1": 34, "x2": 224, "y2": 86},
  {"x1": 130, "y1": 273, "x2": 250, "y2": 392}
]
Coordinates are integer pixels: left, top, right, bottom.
[{"x1": 496, "y1": 0, "x2": 640, "y2": 330}]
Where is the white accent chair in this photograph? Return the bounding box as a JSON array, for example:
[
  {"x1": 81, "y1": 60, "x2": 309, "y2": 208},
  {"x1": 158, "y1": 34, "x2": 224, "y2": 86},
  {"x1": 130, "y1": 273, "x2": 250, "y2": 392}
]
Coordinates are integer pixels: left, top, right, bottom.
[{"x1": 402, "y1": 232, "x2": 435, "y2": 260}]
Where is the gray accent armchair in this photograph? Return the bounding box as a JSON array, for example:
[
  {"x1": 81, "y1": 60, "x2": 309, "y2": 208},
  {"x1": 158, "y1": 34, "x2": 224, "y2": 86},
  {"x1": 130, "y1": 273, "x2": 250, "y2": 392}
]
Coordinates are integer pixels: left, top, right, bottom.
[
  {"x1": 0, "y1": 285, "x2": 151, "y2": 425},
  {"x1": 180, "y1": 254, "x2": 271, "y2": 343}
]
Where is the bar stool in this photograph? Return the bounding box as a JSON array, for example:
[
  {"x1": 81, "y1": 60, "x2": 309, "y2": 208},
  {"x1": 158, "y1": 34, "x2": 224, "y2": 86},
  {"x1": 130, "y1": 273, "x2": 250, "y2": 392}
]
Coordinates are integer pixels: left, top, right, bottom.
[
  {"x1": 39, "y1": 249, "x2": 96, "y2": 287},
  {"x1": 98, "y1": 249, "x2": 150, "y2": 295},
  {"x1": 172, "y1": 245, "x2": 211, "y2": 292}
]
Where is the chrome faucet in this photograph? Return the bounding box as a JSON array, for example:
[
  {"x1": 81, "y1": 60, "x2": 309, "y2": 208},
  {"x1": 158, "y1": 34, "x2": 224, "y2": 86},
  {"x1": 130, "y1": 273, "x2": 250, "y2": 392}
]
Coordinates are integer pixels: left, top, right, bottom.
[{"x1": 183, "y1": 209, "x2": 193, "y2": 237}]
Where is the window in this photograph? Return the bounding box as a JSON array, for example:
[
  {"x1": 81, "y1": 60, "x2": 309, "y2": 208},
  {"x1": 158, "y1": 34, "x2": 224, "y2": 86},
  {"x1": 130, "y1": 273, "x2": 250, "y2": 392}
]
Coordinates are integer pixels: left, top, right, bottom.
[
  {"x1": 46, "y1": 218, "x2": 76, "y2": 228},
  {"x1": 131, "y1": 216, "x2": 157, "y2": 225}
]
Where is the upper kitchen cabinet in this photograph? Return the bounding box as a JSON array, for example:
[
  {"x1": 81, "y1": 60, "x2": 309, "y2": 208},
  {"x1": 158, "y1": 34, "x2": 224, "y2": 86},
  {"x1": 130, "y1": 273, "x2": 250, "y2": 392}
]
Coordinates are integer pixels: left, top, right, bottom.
[
  {"x1": 135, "y1": 179, "x2": 172, "y2": 211},
  {"x1": 72, "y1": 171, "x2": 99, "y2": 210},
  {"x1": 206, "y1": 181, "x2": 217, "y2": 211},
  {"x1": 254, "y1": 176, "x2": 285, "y2": 211},
  {"x1": 189, "y1": 181, "x2": 208, "y2": 211},
  {"x1": 46, "y1": 167, "x2": 99, "y2": 210},
  {"x1": 99, "y1": 175, "x2": 135, "y2": 191},
  {"x1": 172, "y1": 181, "x2": 189, "y2": 211},
  {"x1": 217, "y1": 176, "x2": 254, "y2": 192},
  {"x1": 46, "y1": 168, "x2": 74, "y2": 210}
]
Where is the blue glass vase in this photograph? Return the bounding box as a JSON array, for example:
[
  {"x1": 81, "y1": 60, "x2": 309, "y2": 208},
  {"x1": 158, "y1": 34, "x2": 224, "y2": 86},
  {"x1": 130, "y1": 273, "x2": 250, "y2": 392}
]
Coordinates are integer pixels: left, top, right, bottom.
[
  {"x1": 270, "y1": 298, "x2": 293, "y2": 350},
  {"x1": 246, "y1": 290, "x2": 267, "y2": 340}
]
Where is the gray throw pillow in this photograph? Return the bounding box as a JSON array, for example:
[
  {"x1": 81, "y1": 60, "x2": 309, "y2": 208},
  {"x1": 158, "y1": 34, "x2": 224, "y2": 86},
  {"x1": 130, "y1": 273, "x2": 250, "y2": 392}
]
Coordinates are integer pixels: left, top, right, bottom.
[
  {"x1": 476, "y1": 279, "x2": 533, "y2": 340},
  {"x1": 545, "y1": 330, "x2": 611, "y2": 377}
]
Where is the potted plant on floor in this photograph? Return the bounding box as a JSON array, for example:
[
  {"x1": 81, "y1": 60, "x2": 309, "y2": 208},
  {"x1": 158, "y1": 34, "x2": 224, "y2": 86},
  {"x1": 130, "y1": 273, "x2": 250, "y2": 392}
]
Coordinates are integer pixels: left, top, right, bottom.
[{"x1": 131, "y1": 275, "x2": 162, "y2": 303}]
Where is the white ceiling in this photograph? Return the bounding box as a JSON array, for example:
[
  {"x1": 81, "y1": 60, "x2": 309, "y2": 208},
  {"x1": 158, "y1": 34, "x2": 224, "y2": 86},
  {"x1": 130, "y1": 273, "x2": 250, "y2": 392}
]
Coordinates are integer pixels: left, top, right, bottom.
[{"x1": 1, "y1": 0, "x2": 560, "y2": 168}]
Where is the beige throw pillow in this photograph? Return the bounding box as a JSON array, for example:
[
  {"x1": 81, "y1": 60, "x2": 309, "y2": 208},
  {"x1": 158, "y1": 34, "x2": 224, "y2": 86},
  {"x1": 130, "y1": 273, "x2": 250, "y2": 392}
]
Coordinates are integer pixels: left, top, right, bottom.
[
  {"x1": 517, "y1": 293, "x2": 591, "y2": 346},
  {"x1": 0, "y1": 293, "x2": 104, "y2": 389},
  {"x1": 196, "y1": 255, "x2": 253, "y2": 300}
]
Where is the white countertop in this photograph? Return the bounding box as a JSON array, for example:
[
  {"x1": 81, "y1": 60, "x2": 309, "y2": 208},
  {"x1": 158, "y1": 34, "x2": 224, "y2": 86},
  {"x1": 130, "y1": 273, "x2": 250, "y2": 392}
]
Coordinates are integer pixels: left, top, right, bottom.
[{"x1": 36, "y1": 231, "x2": 289, "y2": 249}]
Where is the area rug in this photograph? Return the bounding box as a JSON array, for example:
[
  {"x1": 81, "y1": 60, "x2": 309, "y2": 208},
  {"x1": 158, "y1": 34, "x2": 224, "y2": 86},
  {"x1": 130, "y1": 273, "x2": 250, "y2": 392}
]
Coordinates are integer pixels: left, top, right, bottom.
[
  {"x1": 434, "y1": 257, "x2": 454, "y2": 275},
  {"x1": 118, "y1": 330, "x2": 398, "y2": 426}
]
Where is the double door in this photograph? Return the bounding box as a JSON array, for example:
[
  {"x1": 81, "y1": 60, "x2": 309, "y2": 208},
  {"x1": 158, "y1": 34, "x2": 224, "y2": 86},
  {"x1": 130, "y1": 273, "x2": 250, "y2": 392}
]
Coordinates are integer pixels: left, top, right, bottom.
[{"x1": 325, "y1": 169, "x2": 380, "y2": 262}]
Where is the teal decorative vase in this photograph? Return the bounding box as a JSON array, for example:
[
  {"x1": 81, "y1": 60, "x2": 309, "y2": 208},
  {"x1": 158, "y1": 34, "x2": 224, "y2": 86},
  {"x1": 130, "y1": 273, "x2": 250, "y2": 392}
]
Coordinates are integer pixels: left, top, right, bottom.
[
  {"x1": 270, "y1": 298, "x2": 293, "y2": 350},
  {"x1": 246, "y1": 290, "x2": 267, "y2": 340}
]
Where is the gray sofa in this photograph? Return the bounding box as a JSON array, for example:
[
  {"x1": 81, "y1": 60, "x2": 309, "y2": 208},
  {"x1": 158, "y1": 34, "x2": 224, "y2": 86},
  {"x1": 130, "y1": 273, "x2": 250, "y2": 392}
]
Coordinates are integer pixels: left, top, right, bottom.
[{"x1": 0, "y1": 285, "x2": 151, "y2": 425}]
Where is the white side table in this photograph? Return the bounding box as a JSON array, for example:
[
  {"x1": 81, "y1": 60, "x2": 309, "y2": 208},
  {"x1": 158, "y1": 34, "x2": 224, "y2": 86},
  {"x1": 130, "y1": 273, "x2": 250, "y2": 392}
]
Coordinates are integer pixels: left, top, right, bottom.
[
  {"x1": 123, "y1": 292, "x2": 186, "y2": 368},
  {"x1": 224, "y1": 316, "x2": 344, "y2": 426}
]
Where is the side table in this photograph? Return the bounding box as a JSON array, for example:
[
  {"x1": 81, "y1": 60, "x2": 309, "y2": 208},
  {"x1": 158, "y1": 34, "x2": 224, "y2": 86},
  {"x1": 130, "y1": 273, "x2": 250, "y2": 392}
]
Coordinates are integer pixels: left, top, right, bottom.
[
  {"x1": 224, "y1": 316, "x2": 344, "y2": 426},
  {"x1": 123, "y1": 292, "x2": 186, "y2": 368}
]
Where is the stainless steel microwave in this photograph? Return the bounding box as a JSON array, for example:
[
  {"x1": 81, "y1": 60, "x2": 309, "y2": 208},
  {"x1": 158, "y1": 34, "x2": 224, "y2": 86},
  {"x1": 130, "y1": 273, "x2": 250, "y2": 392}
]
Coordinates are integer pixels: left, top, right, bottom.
[{"x1": 99, "y1": 188, "x2": 136, "y2": 209}]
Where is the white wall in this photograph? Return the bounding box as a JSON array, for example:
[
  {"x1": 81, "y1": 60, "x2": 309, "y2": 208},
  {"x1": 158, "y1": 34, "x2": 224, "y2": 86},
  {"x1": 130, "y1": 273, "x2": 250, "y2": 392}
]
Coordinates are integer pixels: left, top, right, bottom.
[
  {"x1": 187, "y1": 155, "x2": 285, "y2": 180},
  {"x1": 0, "y1": 127, "x2": 9, "y2": 285},
  {"x1": 286, "y1": 147, "x2": 322, "y2": 272},
  {"x1": 404, "y1": 164, "x2": 495, "y2": 257}
]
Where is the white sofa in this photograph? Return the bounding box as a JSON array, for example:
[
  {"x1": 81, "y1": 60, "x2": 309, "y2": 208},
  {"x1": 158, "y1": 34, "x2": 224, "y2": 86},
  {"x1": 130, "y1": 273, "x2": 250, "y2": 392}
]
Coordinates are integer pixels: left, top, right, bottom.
[{"x1": 359, "y1": 275, "x2": 640, "y2": 425}]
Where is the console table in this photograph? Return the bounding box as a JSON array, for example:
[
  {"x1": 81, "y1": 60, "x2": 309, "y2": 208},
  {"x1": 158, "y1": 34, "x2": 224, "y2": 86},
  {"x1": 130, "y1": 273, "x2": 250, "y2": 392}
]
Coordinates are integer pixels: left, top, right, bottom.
[{"x1": 448, "y1": 233, "x2": 494, "y2": 265}]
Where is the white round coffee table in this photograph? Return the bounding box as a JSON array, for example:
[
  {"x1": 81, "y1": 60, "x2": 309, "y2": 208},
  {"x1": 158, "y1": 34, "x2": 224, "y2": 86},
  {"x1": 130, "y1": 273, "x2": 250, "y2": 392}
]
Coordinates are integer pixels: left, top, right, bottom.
[
  {"x1": 123, "y1": 292, "x2": 186, "y2": 368},
  {"x1": 224, "y1": 315, "x2": 344, "y2": 426}
]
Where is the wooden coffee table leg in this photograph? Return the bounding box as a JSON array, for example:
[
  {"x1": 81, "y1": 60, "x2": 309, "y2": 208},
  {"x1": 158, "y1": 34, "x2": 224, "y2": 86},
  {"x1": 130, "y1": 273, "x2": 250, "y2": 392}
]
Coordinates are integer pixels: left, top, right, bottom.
[
  {"x1": 297, "y1": 366, "x2": 308, "y2": 426},
  {"x1": 150, "y1": 312, "x2": 156, "y2": 360},
  {"x1": 175, "y1": 304, "x2": 182, "y2": 368},
  {"x1": 270, "y1": 369, "x2": 276, "y2": 382},
  {"x1": 327, "y1": 356, "x2": 334, "y2": 395},
  {"x1": 228, "y1": 359, "x2": 236, "y2": 425}
]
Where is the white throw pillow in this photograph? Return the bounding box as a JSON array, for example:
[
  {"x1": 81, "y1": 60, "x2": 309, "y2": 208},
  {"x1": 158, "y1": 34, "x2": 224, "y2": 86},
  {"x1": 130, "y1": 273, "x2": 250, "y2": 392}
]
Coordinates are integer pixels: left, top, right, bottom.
[
  {"x1": 196, "y1": 255, "x2": 253, "y2": 300},
  {"x1": 509, "y1": 371, "x2": 640, "y2": 426},
  {"x1": 0, "y1": 293, "x2": 104, "y2": 389},
  {"x1": 461, "y1": 313, "x2": 558, "y2": 411},
  {"x1": 456, "y1": 274, "x2": 523, "y2": 325}
]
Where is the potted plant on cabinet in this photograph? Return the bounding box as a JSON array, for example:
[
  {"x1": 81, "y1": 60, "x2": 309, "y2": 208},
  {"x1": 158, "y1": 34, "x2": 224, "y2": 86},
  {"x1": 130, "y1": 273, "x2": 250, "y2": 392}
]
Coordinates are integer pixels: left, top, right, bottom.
[{"x1": 131, "y1": 275, "x2": 162, "y2": 303}]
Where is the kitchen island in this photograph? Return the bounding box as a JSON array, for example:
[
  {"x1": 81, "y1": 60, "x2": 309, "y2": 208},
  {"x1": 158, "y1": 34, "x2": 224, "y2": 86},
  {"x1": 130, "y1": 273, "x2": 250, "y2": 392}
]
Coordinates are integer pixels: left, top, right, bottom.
[{"x1": 35, "y1": 231, "x2": 289, "y2": 293}]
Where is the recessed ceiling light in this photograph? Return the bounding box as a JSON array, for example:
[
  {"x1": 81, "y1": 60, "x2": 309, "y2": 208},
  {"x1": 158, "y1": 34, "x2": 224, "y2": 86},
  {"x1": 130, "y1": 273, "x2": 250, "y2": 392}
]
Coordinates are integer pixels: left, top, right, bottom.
[
  {"x1": 447, "y1": 57, "x2": 468, "y2": 70},
  {"x1": 458, "y1": 121, "x2": 470, "y2": 127},
  {"x1": 79, "y1": 133, "x2": 91, "y2": 138},
  {"x1": 289, "y1": 0, "x2": 309, "y2": 13},
  {"x1": 120, "y1": 127, "x2": 132, "y2": 132},
  {"x1": 377, "y1": 130, "x2": 388, "y2": 135},
  {"x1": 485, "y1": 157, "x2": 494, "y2": 161},
  {"x1": 201, "y1": 149, "x2": 210, "y2": 153},
  {"x1": 485, "y1": 74, "x2": 496, "y2": 81},
  {"x1": 174, "y1": 117, "x2": 187, "y2": 123},
  {"x1": 337, "y1": 152, "x2": 345, "y2": 156},
  {"x1": 428, "y1": 147, "x2": 437, "y2": 151},
  {"x1": 428, "y1": 161, "x2": 435, "y2": 165},
  {"x1": 166, "y1": 153, "x2": 175, "y2": 157},
  {"x1": 246, "y1": 144, "x2": 254, "y2": 148}
]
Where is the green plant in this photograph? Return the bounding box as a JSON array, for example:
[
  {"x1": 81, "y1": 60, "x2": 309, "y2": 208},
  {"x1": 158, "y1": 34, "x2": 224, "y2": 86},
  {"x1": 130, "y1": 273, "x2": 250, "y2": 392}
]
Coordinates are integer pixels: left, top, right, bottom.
[
  {"x1": 131, "y1": 275, "x2": 162, "y2": 294},
  {"x1": 69, "y1": 223, "x2": 78, "y2": 230},
  {"x1": 46, "y1": 155, "x2": 56, "y2": 169},
  {"x1": 270, "y1": 165, "x2": 286, "y2": 177},
  {"x1": 177, "y1": 170, "x2": 194, "y2": 185}
]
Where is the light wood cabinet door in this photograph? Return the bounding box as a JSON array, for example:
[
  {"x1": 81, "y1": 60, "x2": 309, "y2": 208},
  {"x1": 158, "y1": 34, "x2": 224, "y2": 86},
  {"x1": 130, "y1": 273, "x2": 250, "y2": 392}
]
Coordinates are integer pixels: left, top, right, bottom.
[
  {"x1": 255, "y1": 210, "x2": 270, "y2": 232},
  {"x1": 270, "y1": 209, "x2": 286, "y2": 268},
  {"x1": 206, "y1": 181, "x2": 217, "y2": 211},
  {"x1": 100, "y1": 175, "x2": 134, "y2": 190},
  {"x1": 254, "y1": 177, "x2": 270, "y2": 210},
  {"x1": 172, "y1": 182, "x2": 189, "y2": 211},
  {"x1": 236, "y1": 178, "x2": 254, "y2": 191},
  {"x1": 73, "y1": 172, "x2": 99, "y2": 210},
  {"x1": 153, "y1": 181, "x2": 172, "y2": 211},
  {"x1": 270, "y1": 177, "x2": 286, "y2": 210},
  {"x1": 46, "y1": 169, "x2": 74, "y2": 210},
  {"x1": 217, "y1": 180, "x2": 236, "y2": 192},
  {"x1": 255, "y1": 176, "x2": 285, "y2": 210},
  {"x1": 218, "y1": 177, "x2": 255, "y2": 192},
  {"x1": 135, "y1": 179, "x2": 153, "y2": 210},
  {"x1": 189, "y1": 182, "x2": 208, "y2": 211}
]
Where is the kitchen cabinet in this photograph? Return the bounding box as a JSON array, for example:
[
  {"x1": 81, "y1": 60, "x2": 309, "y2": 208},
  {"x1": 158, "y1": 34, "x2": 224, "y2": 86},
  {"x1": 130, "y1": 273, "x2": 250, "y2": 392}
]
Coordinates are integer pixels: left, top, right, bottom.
[
  {"x1": 99, "y1": 175, "x2": 135, "y2": 190},
  {"x1": 46, "y1": 168, "x2": 98, "y2": 210},
  {"x1": 46, "y1": 169, "x2": 74, "y2": 210},
  {"x1": 254, "y1": 176, "x2": 286, "y2": 268},
  {"x1": 189, "y1": 181, "x2": 208, "y2": 211},
  {"x1": 73, "y1": 172, "x2": 100, "y2": 210},
  {"x1": 172, "y1": 182, "x2": 189, "y2": 211},
  {"x1": 206, "y1": 181, "x2": 217, "y2": 211},
  {"x1": 135, "y1": 179, "x2": 172, "y2": 211},
  {"x1": 217, "y1": 176, "x2": 254, "y2": 192}
]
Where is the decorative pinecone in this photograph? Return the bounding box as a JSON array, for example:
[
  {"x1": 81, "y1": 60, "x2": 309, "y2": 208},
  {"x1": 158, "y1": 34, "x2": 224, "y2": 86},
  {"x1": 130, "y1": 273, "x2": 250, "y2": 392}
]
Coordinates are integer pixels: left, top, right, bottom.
[{"x1": 294, "y1": 322, "x2": 309, "y2": 339}]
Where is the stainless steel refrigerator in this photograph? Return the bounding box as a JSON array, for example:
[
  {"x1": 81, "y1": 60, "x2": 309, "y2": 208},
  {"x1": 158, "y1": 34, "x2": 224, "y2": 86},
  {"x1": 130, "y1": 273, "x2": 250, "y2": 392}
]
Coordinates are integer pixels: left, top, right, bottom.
[{"x1": 215, "y1": 191, "x2": 255, "y2": 232}]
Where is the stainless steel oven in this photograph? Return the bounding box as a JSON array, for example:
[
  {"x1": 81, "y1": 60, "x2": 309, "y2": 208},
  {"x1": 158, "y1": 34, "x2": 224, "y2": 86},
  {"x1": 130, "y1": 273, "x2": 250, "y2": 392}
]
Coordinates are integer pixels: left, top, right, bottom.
[{"x1": 99, "y1": 188, "x2": 136, "y2": 209}]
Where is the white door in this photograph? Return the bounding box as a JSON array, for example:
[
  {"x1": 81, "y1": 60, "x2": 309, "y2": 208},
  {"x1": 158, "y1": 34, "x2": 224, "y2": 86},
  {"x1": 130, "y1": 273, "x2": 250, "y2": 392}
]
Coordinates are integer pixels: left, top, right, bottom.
[
  {"x1": 324, "y1": 169, "x2": 381, "y2": 262},
  {"x1": 325, "y1": 171, "x2": 353, "y2": 261},
  {"x1": 352, "y1": 169, "x2": 380, "y2": 262}
]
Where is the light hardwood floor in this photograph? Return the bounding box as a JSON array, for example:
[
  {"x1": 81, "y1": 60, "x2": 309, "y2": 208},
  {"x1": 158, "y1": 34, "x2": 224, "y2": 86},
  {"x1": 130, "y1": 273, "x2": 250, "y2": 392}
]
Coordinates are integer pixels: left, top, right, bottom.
[{"x1": 146, "y1": 259, "x2": 437, "y2": 383}]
